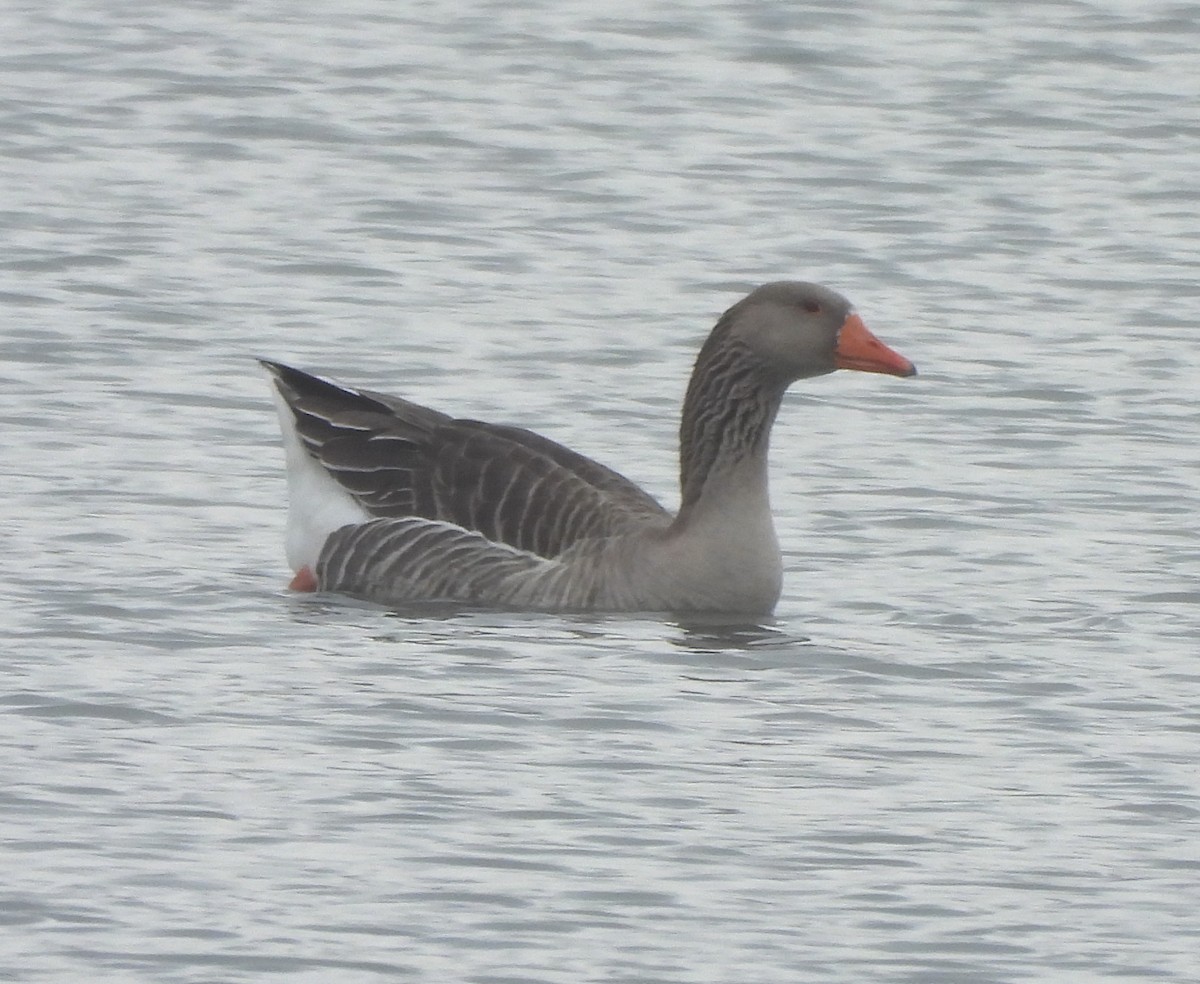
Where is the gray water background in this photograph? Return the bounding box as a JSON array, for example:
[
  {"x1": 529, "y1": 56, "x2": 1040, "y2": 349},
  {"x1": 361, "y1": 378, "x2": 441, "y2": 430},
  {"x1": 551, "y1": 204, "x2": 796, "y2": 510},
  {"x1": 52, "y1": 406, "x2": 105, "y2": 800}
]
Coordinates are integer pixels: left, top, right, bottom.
[{"x1": 2, "y1": 1, "x2": 1198, "y2": 981}]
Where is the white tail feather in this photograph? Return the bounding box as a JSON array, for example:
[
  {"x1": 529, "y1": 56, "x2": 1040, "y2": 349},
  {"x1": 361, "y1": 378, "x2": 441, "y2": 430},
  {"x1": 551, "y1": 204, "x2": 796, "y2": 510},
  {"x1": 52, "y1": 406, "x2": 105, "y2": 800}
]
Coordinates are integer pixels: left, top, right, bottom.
[{"x1": 270, "y1": 389, "x2": 370, "y2": 571}]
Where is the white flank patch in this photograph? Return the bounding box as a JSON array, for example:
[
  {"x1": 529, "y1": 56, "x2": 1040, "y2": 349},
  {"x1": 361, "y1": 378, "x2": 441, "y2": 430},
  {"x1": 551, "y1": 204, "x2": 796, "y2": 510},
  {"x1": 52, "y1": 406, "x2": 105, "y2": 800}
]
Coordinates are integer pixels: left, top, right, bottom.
[{"x1": 271, "y1": 389, "x2": 370, "y2": 571}]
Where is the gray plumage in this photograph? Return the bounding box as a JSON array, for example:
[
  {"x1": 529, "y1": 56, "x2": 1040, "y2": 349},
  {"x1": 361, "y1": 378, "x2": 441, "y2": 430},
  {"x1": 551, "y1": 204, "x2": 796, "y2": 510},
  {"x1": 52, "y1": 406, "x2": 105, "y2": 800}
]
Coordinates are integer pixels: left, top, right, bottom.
[{"x1": 263, "y1": 281, "x2": 916, "y2": 613}]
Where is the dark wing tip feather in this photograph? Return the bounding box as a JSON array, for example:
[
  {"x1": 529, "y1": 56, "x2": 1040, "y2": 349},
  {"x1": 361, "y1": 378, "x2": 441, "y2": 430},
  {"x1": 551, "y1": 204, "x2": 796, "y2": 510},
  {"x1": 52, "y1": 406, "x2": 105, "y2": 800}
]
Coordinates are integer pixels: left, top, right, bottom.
[{"x1": 259, "y1": 359, "x2": 396, "y2": 415}]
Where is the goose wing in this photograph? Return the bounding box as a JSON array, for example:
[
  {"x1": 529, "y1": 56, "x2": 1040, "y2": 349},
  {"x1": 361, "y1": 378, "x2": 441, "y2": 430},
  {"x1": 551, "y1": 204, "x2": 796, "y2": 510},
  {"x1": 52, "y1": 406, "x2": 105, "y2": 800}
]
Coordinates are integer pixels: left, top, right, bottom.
[
  {"x1": 262, "y1": 361, "x2": 670, "y2": 559},
  {"x1": 315, "y1": 517, "x2": 551, "y2": 607}
]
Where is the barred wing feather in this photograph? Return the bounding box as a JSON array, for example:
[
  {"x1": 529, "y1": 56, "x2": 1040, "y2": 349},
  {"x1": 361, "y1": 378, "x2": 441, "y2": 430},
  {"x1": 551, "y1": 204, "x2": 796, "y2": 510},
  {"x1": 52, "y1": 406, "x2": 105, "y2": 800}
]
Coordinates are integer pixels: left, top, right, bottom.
[{"x1": 263, "y1": 360, "x2": 670, "y2": 559}]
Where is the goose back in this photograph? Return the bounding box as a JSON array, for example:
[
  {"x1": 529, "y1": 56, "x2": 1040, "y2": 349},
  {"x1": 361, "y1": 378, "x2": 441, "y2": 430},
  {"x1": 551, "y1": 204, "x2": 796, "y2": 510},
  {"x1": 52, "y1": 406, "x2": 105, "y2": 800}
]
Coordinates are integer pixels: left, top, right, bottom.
[{"x1": 263, "y1": 361, "x2": 671, "y2": 560}]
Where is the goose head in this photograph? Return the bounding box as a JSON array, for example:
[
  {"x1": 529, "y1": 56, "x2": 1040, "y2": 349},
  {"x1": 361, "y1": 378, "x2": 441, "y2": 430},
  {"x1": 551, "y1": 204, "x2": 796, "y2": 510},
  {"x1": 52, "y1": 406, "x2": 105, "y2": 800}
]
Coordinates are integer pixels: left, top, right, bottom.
[
  {"x1": 677, "y1": 281, "x2": 916, "y2": 514},
  {"x1": 721, "y1": 281, "x2": 916, "y2": 382}
]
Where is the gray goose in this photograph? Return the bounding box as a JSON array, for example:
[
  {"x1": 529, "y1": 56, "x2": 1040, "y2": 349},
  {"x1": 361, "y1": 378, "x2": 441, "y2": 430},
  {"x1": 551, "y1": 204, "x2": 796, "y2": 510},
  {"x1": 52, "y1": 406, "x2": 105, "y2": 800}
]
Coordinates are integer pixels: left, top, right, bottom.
[{"x1": 263, "y1": 281, "x2": 915, "y2": 614}]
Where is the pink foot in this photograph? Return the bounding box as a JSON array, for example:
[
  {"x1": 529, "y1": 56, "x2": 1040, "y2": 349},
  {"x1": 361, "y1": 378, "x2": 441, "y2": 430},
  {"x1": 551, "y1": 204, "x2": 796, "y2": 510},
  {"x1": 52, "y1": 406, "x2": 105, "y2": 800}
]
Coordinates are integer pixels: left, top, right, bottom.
[{"x1": 288, "y1": 565, "x2": 318, "y2": 592}]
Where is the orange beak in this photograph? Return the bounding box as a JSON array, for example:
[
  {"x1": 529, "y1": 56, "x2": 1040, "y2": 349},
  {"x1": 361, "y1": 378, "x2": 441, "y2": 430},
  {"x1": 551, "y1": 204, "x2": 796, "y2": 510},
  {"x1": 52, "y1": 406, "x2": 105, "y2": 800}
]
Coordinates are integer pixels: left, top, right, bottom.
[{"x1": 834, "y1": 312, "x2": 917, "y2": 377}]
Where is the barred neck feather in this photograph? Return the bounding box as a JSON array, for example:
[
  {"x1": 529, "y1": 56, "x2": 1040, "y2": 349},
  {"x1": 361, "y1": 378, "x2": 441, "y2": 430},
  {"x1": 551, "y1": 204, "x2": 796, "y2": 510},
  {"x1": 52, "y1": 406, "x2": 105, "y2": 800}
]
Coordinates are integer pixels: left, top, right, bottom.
[{"x1": 677, "y1": 321, "x2": 787, "y2": 516}]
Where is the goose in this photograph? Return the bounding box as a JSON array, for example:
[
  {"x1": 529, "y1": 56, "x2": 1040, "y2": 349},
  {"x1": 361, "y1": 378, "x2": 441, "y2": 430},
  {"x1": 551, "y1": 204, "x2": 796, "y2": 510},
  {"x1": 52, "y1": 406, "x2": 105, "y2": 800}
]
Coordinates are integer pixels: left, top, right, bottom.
[{"x1": 262, "y1": 281, "x2": 915, "y2": 614}]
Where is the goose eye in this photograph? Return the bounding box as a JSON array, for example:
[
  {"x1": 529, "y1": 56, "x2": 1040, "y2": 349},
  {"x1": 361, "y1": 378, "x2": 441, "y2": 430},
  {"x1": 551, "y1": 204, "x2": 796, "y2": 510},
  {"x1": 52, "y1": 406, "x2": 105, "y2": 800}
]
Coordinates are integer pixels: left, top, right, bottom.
[{"x1": 802, "y1": 299, "x2": 821, "y2": 314}]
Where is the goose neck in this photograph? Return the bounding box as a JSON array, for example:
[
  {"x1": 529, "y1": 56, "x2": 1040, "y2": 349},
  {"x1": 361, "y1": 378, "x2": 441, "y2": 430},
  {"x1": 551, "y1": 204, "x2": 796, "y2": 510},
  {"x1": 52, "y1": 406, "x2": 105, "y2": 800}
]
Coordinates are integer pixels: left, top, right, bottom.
[{"x1": 676, "y1": 331, "x2": 787, "y2": 519}]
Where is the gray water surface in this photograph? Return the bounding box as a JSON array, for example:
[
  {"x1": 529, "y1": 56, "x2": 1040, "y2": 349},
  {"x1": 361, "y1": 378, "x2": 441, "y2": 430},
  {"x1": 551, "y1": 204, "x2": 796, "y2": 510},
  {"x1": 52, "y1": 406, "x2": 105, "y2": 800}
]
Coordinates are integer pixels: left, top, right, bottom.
[{"x1": 2, "y1": 2, "x2": 1198, "y2": 982}]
